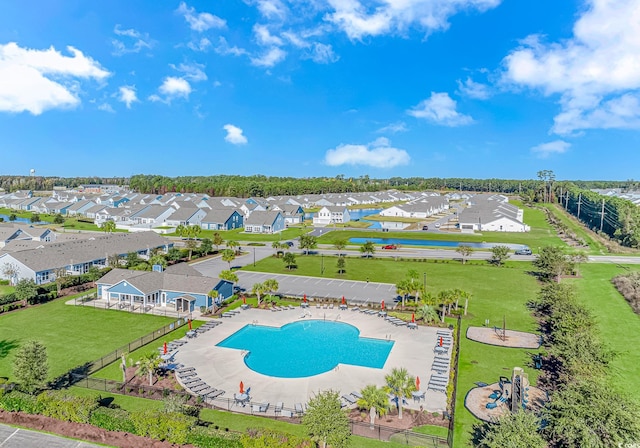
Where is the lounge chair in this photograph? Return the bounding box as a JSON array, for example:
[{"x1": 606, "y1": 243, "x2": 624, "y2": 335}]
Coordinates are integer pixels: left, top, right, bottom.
[
  {"x1": 281, "y1": 409, "x2": 294, "y2": 418},
  {"x1": 207, "y1": 390, "x2": 225, "y2": 399},
  {"x1": 350, "y1": 391, "x2": 363, "y2": 399},
  {"x1": 342, "y1": 394, "x2": 356, "y2": 405},
  {"x1": 350, "y1": 307, "x2": 359, "y2": 312},
  {"x1": 177, "y1": 367, "x2": 195, "y2": 374},
  {"x1": 258, "y1": 402, "x2": 269, "y2": 412},
  {"x1": 275, "y1": 402, "x2": 283, "y2": 413},
  {"x1": 488, "y1": 390, "x2": 501, "y2": 400},
  {"x1": 329, "y1": 304, "x2": 334, "y2": 309},
  {"x1": 294, "y1": 403, "x2": 304, "y2": 414}
]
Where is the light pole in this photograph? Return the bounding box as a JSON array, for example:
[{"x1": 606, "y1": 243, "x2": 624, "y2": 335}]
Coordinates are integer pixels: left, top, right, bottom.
[
  {"x1": 321, "y1": 253, "x2": 324, "y2": 275},
  {"x1": 253, "y1": 247, "x2": 256, "y2": 267},
  {"x1": 423, "y1": 272, "x2": 427, "y2": 290}
]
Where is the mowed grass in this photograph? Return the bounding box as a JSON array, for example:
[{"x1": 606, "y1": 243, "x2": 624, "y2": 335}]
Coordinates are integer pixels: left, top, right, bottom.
[
  {"x1": 0, "y1": 294, "x2": 173, "y2": 381},
  {"x1": 540, "y1": 203, "x2": 608, "y2": 254},
  {"x1": 0, "y1": 285, "x2": 14, "y2": 295},
  {"x1": 164, "y1": 226, "x2": 310, "y2": 242},
  {"x1": 569, "y1": 264, "x2": 640, "y2": 397}
]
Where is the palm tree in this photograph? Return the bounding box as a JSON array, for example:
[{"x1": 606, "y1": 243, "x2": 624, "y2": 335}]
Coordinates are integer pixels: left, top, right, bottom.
[
  {"x1": 136, "y1": 352, "x2": 161, "y2": 386},
  {"x1": 272, "y1": 241, "x2": 284, "y2": 257},
  {"x1": 417, "y1": 303, "x2": 439, "y2": 323},
  {"x1": 212, "y1": 232, "x2": 224, "y2": 251},
  {"x1": 283, "y1": 252, "x2": 296, "y2": 270},
  {"x1": 384, "y1": 367, "x2": 416, "y2": 420},
  {"x1": 263, "y1": 279, "x2": 279, "y2": 300},
  {"x1": 222, "y1": 249, "x2": 236, "y2": 270},
  {"x1": 357, "y1": 385, "x2": 389, "y2": 428},
  {"x1": 396, "y1": 279, "x2": 411, "y2": 308},
  {"x1": 252, "y1": 282, "x2": 267, "y2": 305},
  {"x1": 175, "y1": 224, "x2": 187, "y2": 238},
  {"x1": 101, "y1": 220, "x2": 116, "y2": 233},
  {"x1": 207, "y1": 290, "x2": 220, "y2": 313},
  {"x1": 227, "y1": 240, "x2": 240, "y2": 255}
]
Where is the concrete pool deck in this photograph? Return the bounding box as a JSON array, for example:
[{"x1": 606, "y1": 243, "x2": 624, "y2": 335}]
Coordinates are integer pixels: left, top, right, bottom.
[{"x1": 173, "y1": 307, "x2": 452, "y2": 414}]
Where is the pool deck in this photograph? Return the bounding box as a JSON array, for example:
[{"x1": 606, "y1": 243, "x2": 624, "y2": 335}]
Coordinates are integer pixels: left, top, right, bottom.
[{"x1": 174, "y1": 306, "x2": 451, "y2": 415}]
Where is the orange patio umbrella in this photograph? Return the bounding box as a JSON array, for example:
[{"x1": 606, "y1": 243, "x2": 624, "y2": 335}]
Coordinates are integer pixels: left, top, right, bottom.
[
  {"x1": 188, "y1": 319, "x2": 192, "y2": 330},
  {"x1": 381, "y1": 300, "x2": 385, "y2": 310},
  {"x1": 342, "y1": 296, "x2": 346, "y2": 305},
  {"x1": 243, "y1": 296, "x2": 246, "y2": 304},
  {"x1": 239, "y1": 381, "x2": 244, "y2": 394},
  {"x1": 163, "y1": 341, "x2": 168, "y2": 355},
  {"x1": 411, "y1": 313, "x2": 415, "y2": 323},
  {"x1": 416, "y1": 376, "x2": 420, "y2": 390},
  {"x1": 439, "y1": 336, "x2": 443, "y2": 347},
  {"x1": 303, "y1": 294, "x2": 307, "y2": 303}
]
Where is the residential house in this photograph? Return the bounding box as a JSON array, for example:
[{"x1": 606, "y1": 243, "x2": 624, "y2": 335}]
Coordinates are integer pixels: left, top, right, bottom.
[
  {"x1": 129, "y1": 205, "x2": 176, "y2": 228},
  {"x1": 96, "y1": 268, "x2": 232, "y2": 313},
  {"x1": 164, "y1": 206, "x2": 207, "y2": 228},
  {"x1": 244, "y1": 210, "x2": 285, "y2": 233},
  {"x1": 313, "y1": 206, "x2": 351, "y2": 226},
  {"x1": 458, "y1": 196, "x2": 529, "y2": 232},
  {"x1": 200, "y1": 208, "x2": 244, "y2": 230}
]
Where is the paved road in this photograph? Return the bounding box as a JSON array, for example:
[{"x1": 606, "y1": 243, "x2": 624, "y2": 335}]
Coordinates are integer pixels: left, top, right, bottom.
[{"x1": 0, "y1": 423, "x2": 105, "y2": 448}]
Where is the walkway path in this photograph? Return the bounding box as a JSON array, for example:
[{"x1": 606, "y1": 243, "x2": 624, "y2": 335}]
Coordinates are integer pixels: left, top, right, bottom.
[{"x1": 0, "y1": 423, "x2": 105, "y2": 448}]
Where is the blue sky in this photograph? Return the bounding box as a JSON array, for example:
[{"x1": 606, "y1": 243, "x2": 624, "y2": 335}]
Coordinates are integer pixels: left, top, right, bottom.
[{"x1": 1, "y1": 0, "x2": 639, "y2": 180}]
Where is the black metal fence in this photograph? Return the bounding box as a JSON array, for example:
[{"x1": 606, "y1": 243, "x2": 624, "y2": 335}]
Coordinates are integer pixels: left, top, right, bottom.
[{"x1": 447, "y1": 316, "x2": 462, "y2": 447}]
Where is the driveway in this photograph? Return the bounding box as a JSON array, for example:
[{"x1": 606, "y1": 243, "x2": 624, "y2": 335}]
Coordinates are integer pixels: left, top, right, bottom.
[
  {"x1": 0, "y1": 424, "x2": 104, "y2": 448},
  {"x1": 235, "y1": 271, "x2": 396, "y2": 304}
]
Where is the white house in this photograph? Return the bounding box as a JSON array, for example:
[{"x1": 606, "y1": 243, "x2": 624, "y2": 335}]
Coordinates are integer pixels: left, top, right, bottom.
[{"x1": 313, "y1": 206, "x2": 351, "y2": 226}]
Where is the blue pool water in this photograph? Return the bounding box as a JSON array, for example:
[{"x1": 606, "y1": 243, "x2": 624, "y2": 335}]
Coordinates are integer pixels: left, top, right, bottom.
[
  {"x1": 216, "y1": 320, "x2": 394, "y2": 378},
  {"x1": 349, "y1": 237, "x2": 527, "y2": 250}
]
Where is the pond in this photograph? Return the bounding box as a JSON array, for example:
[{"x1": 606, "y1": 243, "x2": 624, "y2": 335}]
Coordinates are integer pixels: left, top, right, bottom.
[
  {"x1": 0, "y1": 213, "x2": 46, "y2": 224},
  {"x1": 349, "y1": 237, "x2": 528, "y2": 250}
]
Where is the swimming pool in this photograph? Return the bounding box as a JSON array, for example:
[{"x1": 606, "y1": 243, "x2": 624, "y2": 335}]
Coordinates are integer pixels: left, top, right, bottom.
[
  {"x1": 349, "y1": 237, "x2": 528, "y2": 250},
  {"x1": 216, "y1": 320, "x2": 394, "y2": 378}
]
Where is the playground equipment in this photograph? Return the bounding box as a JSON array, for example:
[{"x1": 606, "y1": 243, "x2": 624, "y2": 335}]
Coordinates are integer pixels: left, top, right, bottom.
[{"x1": 510, "y1": 367, "x2": 530, "y2": 412}]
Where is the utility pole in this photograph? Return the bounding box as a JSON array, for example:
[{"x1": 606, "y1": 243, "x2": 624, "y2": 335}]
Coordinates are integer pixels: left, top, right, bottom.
[
  {"x1": 559, "y1": 187, "x2": 562, "y2": 204},
  {"x1": 565, "y1": 191, "x2": 569, "y2": 209},
  {"x1": 577, "y1": 193, "x2": 582, "y2": 219},
  {"x1": 599, "y1": 198, "x2": 605, "y2": 232}
]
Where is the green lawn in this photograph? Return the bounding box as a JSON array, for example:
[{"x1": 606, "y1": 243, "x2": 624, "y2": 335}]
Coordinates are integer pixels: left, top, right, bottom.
[
  {"x1": 0, "y1": 294, "x2": 173, "y2": 381},
  {"x1": 0, "y1": 285, "x2": 15, "y2": 296},
  {"x1": 413, "y1": 424, "x2": 449, "y2": 438},
  {"x1": 91, "y1": 319, "x2": 208, "y2": 381},
  {"x1": 541, "y1": 203, "x2": 609, "y2": 254}
]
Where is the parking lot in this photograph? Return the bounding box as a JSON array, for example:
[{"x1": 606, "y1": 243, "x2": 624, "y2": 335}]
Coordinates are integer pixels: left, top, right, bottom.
[
  {"x1": 0, "y1": 424, "x2": 103, "y2": 448},
  {"x1": 236, "y1": 271, "x2": 396, "y2": 304}
]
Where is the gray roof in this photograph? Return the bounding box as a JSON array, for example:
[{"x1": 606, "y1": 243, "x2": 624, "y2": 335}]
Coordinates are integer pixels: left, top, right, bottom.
[
  {"x1": 202, "y1": 208, "x2": 239, "y2": 224},
  {"x1": 166, "y1": 206, "x2": 200, "y2": 221},
  {"x1": 245, "y1": 210, "x2": 282, "y2": 226},
  {"x1": 3, "y1": 232, "x2": 170, "y2": 273},
  {"x1": 97, "y1": 268, "x2": 221, "y2": 295},
  {"x1": 164, "y1": 262, "x2": 203, "y2": 276},
  {"x1": 132, "y1": 205, "x2": 174, "y2": 220}
]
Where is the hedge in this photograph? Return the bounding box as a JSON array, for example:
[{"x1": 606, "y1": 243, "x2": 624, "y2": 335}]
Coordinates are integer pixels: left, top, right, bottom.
[
  {"x1": 90, "y1": 406, "x2": 136, "y2": 434},
  {"x1": 37, "y1": 390, "x2": 97, "y2": 423}
]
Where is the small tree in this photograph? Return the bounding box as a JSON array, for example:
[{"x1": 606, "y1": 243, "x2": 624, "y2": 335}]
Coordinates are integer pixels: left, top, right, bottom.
[
  {"x1": 303, "y1": 390, "x2": 351, "y2": 448},
  {"x1": 336, "y1": 256, "x2": 346, "y2": 275},
  {"x1": 456, "y1": 244, "x2": 473, "y2": 264},
  {"x1": 30, "y1": 213, "x2": 41, "y2": 223},
  {"x1": 534, "y1": 245, "x2": 572, "y2": 282},
  {"x1": 263, "y1": 279, "x2": 279, "y2": 299},
  {"x1": 299, "y1": 234, "x2": 318, "y2": 255},
  {"x1": 384, "y1": 367, "x2": 416, "y2": 420},
  {"x1": 54, "y1": 267, "x2": 68, "y2": 296},
  {"x1": 101, "y1": 220, "x2": 116, "y2": 233},
  {"x1": 126, "y1": 252, "x2": 141, "y2": 268},
  {"x1": 185, "y1": 239, "x2": 199, "y2": 261},
  {"x1": 222, "y1": 249, "x2": 236, "y2": 270},
  {"x1": 218, "y1": 269, "x2": 238, "y2": 286},
  {"x1": 283, "y1": 252, "x2": 296, "y2": 270},
  {"x1": 252, "y1": 282, "x2": 267, "y2": 305},
  {"x1": 490, "y1": 245, "x2": 510, "y2": 267},
  {"x1": 9, "y1": 213, "x2": 17, "y2": 221},
  {"x1": 272, "y1": 241, "x2": 284, "y2": 257},
  {"x1": 2, "y1": 262, "x2": 19, "y2": 286},
  {"x1": 149, "y1": 254, "x2": 167, "y2": 270},
  {"x1": 199, "y1": 238, "x2": 213, "y2": 256},
  {"x1": 360, "y1": 241, "x2": 376, "y2": 258},
  {"x1": 53, "y1": 213, "x2": 65, "y2": 224},
  {"x1": 357, "y1": 385, "x2": 389, "y2": 428},
  {"x1": 417, "y1": 303, "x2": 439, "y2": 323},
  {"x1": 136, "y1": 352, "x2": 161, "y2": 386},
  {"x1": 13, "y1": 340, "x2": 48, "y2": 394},
  {"x1": 15, "y1": 278, "x2": 38, "y2": 305},
  {"x1": 477, "y1": 411, "x2": 546, "y2": 448},
  {"x1": 212, "y1": 232, "x2": 224, "y2": 251},
  {"x1": 334, "y1": 238, "x2": 347, "y2": 256},
  {"x1": 227, "y1": 240, "x2": 240, "y2": 255}
]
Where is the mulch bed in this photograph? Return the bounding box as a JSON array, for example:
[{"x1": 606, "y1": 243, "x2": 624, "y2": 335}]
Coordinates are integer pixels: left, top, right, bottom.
[
  {"x1": 466, "y1": 326, "x2": 541, "y2": 349},
  {"x1": 0, "y1": 410, "x2": 193, "y2": 448}
]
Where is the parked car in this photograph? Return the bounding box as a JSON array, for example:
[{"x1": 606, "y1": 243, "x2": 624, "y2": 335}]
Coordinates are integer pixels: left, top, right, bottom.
[
  {"x1": 382, "y1": 244, "x2": 398, "y2": 250},
  {"x1": 422, "y1": 225, "x2": 429, "y2": 230},
  {"x1": 284, "y1": 241, "x2": 294, "y2": 247},
  {"x1": 514, "y1": 248, "x2": 532, "y2": 255},
  {"x1": 434, "y1": 223, "x2": 441, "y2": 228}
]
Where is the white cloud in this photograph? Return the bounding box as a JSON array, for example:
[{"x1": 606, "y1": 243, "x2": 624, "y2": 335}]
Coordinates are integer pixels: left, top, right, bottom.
[
  {"x1": 98, "y1": 103, "x2": 115, "y2": 113},
  {"x1": 256, "y1": 0, "x2": 288, "y2": 20},
  {"x1": 254, "y1": 24, "x2": 284, "y2": 46},
  {"x1": 282, "y1": 31, "x2": 308, "y2": 48},
  {"x1": 377, "y1": 121, "x2": 408, "y2": 133},
  {"x1": 407, "y1": 92, "x2": 473, "y2": 126},
  {"x1": 0, "y1": 42, "x2": 110, "y2": 115},
  {"x1": 325, "y1": 0, "x2": 501, "y2": 40},
  {"x1": 150, "y1": 77, "x2": 191, "y2": 103},
  {"x1": 223, "y1": 124, "x2": 248, "y2": 144},
  {"x1": 112, "y1": 25, "x2": 153, "y2": 56},
  {"x1": 251, "y1": 47, "x2": 287, "y2": 67},
  {"x1": 118, "y1": 85, "x2": 138, "y2": 108},
  {"x1": 502, "y1": 0, "x2": 640, "y2": 135},
  {"x1": 457, "y1": 77, "x2": 491, "y2": 99},
  {"x1": 531, "y1": 140, "x2": 571, "y2": 158},
  {"x1": 324, "y1": 137, "x2": 410, "y2": 168},
  {"x1": 171, "y1": 62, "x2": 207, "y2": 82},
  {"x1": 310, "y1": 43, "x2": 339, "y2": 64},
  {"x1": 215, "y1": 37, "x2": 248, "y2": 57},
  {"x1": 187, "y1": 37, "x2": 212, "y2": 52},
  {"x1": 177, "y1": 2, "x2": 226, "y2": 32}
]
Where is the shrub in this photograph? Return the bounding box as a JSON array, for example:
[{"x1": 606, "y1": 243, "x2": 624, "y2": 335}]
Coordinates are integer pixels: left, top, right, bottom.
[
  {"x1": 90, "y1": 407, "x2": 136, "y2": 433},
  {"x1": 187, "y1": 425, "x2": 242, "y2": 448},
  {"x1": 131, "y1": 410, "x2": 195, "y2": 444},
  {"x1": 37, "y1": 390, "x2": 97, "y2": 423},
  {"x1": 0, "y1": 391, "x2": 41, "y2": 413},
  {"x1": 241, "y1": 429, "x2": 313, "y2": 448}
]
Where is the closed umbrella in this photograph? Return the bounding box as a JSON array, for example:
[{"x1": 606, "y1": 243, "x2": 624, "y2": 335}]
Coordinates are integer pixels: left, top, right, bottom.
[
  {"x1": 239, "y1": 381, "x2": 244, "y2": 394},
  {"x1": 381, "y1": 300, "x2": 385, "y2": 310},
  {"x1": 439, "y1": 336, "x2": 443, "y2": 347},
  {"x1": 163, "y1": 341, "x2": 167, "y2": 355},
  {"x1": 303, "y1": 294, "x2": 307, "y2": 303},
  {"x1": 411, "y1": 313, "x2": 415, "y2": 323},
  {"x1": 188, "y1": 319, "x2": 192, "y2": 330},
  {"x1": 243, "y1": 296, "x2": 246, "y2": 304},
  {"x1": 342, "y1": 296, "x2": 346, "y2": 305},
  {"x1": 416, "y1": 376, "x2": 420, "y2": 390}
]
